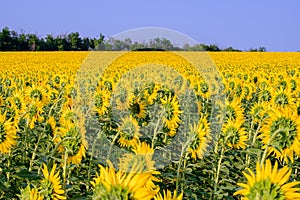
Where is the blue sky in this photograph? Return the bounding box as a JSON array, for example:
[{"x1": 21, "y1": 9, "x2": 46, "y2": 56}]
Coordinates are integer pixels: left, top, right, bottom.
[{"x1": 1, "y1": 0, "x2": 299, "y2": 51}]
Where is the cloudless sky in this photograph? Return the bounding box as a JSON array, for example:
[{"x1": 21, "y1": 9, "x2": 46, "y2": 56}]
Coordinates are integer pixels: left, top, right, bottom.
[{"x1": 1, "y1": 0, "x2": 299, "y2": 51}]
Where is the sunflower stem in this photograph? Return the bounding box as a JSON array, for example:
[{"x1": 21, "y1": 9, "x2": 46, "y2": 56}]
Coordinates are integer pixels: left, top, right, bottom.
[
  {"x1": 107, "y1": 131, "x2": 120, "y2": 161},
  {"x1": 50, "y1": 136, "x2": 76, "y2": 158},
  {"x1": 249, "y1": 116, "x2": 255, "y2": 141},
  {"x1": 213, "y1": 146, "x2": 225, "y2": 198},
  {"x1": 152, "y1": 111, "x2": 164, "y2": 149},
  {"x1": 214, "y1": 137, "x2": 219, "y2": 154},
  {"x1": 213, "y1": 98, "x2": 225, "y2": 155},
  {"x1": 87, "y1": 130, "x2": 102, "y2": 189},
  {"x1": 260, "y1": 128, "x2": 286, "y2": 166},
  {"x1": 23, "y1": 123, "x2": 30, "y2": 163},
  {"x1": 18, "y1": 111, "x2": 28, "y2": 121},
  {"x1": 175, "y1": 140, "x2": 189, "y2": 193},
  {"x1": 181, "y1": 153, "x2": 189, "y2": 192},
  {"x1": 48, "y1": 96, "x2": 64, "y2": 118},
  {"x1": 252, "y1": 121, "x2": 261, "y2": 145},
  {"x1": 29, "y1": 134, "x2": 41, "y2": 172},
  {"x1": 246, "y1": 120, "x2": 261, "y2": 165},
  {"x1": 6, "y1": 152, "x2": 11, "y2": 182},
  {"x1": 63, "y1": 149, "x2": 70, "y2": 193}
]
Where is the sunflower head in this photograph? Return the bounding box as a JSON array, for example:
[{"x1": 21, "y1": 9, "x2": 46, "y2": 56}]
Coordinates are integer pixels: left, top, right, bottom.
[
  {"x1": 188, "y1": 116, "x2": 210, "y2": 160},
  {"x1": 91, "y1": 161, "x2": 159, "y2": 200},
  {"x1": 259, "y1": 88, "x2": 272, "y2": 102},
  {"x1": 119, "y1": 142, "x2": 156, "y2": 173},
  {"x1": 0, "y1": 113, "x2": 18, "y2": 154},
  {"x1": 221, "y1": 120, "x2": 247, "y2": 149},
  {"x1": 249, "y1": 102, "x2": 269, "y2": 122},
  {"x1": 234, "y1": 160, "x2": 300, "y2": 200},
  {"x1": 41, "y1": 163, "x2": 66, "y2": 200},
  {"x1": 25, "y1": 84, "x2": 49, "y2": 106},
  {"x1": 19, "y1": 185, "x2": 44, "y2": 200},
  {"x1": 271, "y1": 88, "x2": 295, "y2": 108},
  {"x1": 129, "y1": 95, "x2": 148, "y2": 120},
  {"x1": 242, "y1": 85, "x2": 251, "y2": 99},
  {"x1": 260, "y1": 107, "x2": 300, "y2": 163},
  {"x1": 46, "y1": 116, "x2": 56, "y2": 135},
  {"x1": 8, "y1": 90, "x2": 26, "y2": 115},
  {"x1": 94, "y1": 89, "x2": 111, "y2": 116},
  {"x1": 223, "y1": 98, "x2": 244, "y2": 124},
  {"x1": 118, "y1": 116, "x2": 141, "y2": 148},
  {"x1": 154, "y1": 189, "x2": 183, "y2": 200},
  {"x1": 59, "y1": 106, "x2": 83, "y2": 125},
  {"x1": 160, "y1": 93, "x2": 182, "y2": 136},
  {"x1": 92, "y1": 183, "x2": 135, "y2": 200},
  {"x1": 54, "y1": 122, "x2": 87, "y2": 164}
]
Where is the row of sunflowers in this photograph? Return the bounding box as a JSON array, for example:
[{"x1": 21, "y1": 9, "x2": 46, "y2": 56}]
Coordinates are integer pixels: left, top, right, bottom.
[{"x1": 1, "y1": 51, "x2": 300, "y2": 199}]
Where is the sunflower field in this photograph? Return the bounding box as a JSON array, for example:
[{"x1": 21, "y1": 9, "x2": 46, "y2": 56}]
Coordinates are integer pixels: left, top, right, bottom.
[{"x1": 1, "y1": 51, "x2": 300, "y2": 200}]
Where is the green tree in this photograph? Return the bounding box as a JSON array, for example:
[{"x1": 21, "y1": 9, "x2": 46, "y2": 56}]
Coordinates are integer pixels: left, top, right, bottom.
[
  {"x1": 45, "y1": 34, "x2": 57, "y2": 50},
  {"x1": 68, "y1": 32, "x2": 82, "y2": 50},
  {"x1": 27, "y1": 33, "x2": 39, "y2": 51},
  {"x1": 55, "y1": 35, "x2": 69, "y2": 51},
  {"x1": 94, "y1": 33, "x2": 105, "y2": 50},
  {"x1": 0, "y1": 27, "x2": 13, "y2": 51},
  {"x1": 18, "y1": 33, "x2": 29, "y2": 51},
  {"x1": 82, "y1": 37, "x2": 91, "y2": 50}
]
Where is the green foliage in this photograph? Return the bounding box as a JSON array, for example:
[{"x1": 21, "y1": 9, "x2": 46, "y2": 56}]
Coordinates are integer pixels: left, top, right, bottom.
[{"x1": 0, "y1": 27, "x2": 261, "y2": 52}]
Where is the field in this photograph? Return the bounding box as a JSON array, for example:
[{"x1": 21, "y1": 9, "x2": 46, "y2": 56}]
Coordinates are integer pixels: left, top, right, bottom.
[{"x1": 1, "y1": 51, "x2": 300, "y2": 199}]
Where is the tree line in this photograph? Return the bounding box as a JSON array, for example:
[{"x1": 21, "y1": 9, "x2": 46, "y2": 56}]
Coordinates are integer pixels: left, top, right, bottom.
[{"x1": 0, "y1": 27, "x2": 266, "y2": 52}]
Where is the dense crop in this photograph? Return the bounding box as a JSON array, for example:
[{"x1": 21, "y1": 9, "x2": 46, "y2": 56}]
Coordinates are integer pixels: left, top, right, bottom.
[{"x1": 1, "y1": 52, "x2": 300, "y2": 199}]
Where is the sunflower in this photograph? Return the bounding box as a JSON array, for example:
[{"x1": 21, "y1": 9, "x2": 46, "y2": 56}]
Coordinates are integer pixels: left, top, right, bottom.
[
  {"x1": 25, "y1": 84, "x2": 49, "y2": 106},
  {"x1": 188, "y1": 116, "x2": 210, "y2": 160},
  {"x1": 29, "y1": 188, "x2": 44, "y2": 200},
  {"x1": 146, "y1": 84, "x2": 160, "y2": 105},
  {"x1": 53, "y1": 75, "x2": 62, "y2": 89},
  {"x1": 0, "y1": 95, "x2": 5, "y2": 107},
  {"x1": 154, "y1": 190, "x2": 183, "y2": 200},
  {"x1": 297, "y1": 101, "x2": 300, "y2": 116},
  {"x1": 19, "y1": 185, "x2": 44, "y2": 200},
  {"x1": 231, "y1": 79, "x2": 243, "y2": 98},
  {"x1": 46, "y1": 116, "x2": 56, "y2": 135},
  {"x1": 7, "y1": 90, "x2": 26, "y2": 119},
  {"x1": 259, "y1": 107, "x2": 300, "y2": 163},
  {"x1": 271, "y1": 87, "x2": 295, "y2": 108},
  {"x1": 119, "y1": 142, "x2": 155, "y2": 172},
  {"x1": 47, "y1": 86, "x2": 59, "y2": 102},
  {"x1": 59, "y1": 106, "x2": 83, "y2": 126},
  {"x1": 55, "y1": 122, "x2": 88, "y2": 164},
  {"x1": 249, "y1": 102, "x2": 270, "y2": 123},
  {"x1": 234, "y1": 159, "x2": 300, "y2": 200},
  {"x1": 25, "y1": 101, "x2": 44, "y2": 129},
  {"x1": 94, "y1": 88, "x2": 111, "y2": 116},
  {"x1": 258, "y1": 86, "x2": 272, "y2": 102},
  {"x1": 118, "y1": 116, "x2": 141, "y2": 148},
  {"x1": 221, "y1": 119, "x2": 248, "y2": 149},
  {"x1": 129, "y1": 95, "x2": 148, "y2": 120},
  {"x1": 0, "y1": 113, "x2": 18, "y2": 154},
  {"x1": 222, "y1": 98, "x2": 245, "y2": 124},
  {"x1": 119, "y1": 142, "x2": 160, "y2": 190},
  {"x1": 241, "y1": 84, "x2": 253, "y2": 100},
  {"x1": 91, "y1": 161, "x2": 159, "y2": 200},
  {"x1": 66, "y1": 140, "x2": 88, "y2": 165},
  {"x1": 64, "y1": 85, "x2": 77, "y2": 100},
  {"x1": 160, "y1": 94, "x2": 182, "y2": 136},
  {"x1": 199, "y1": 82, "x2": 210, "y2": 99},
  {"x1": 40, "y1": 163, "x2": 66, "y2": 200},
  {"x1": 115, "y1": 95, "x2": 129, "y2": 111},
  {"x1": 163, "y1": 126, "x2": 178, "y2": 138},
  {"x1": 276, "y1": 76, "x2": 292, "y2": 91},
  {"x1": 102, "y1": 77, "x2": 115, "y2": 92}
]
